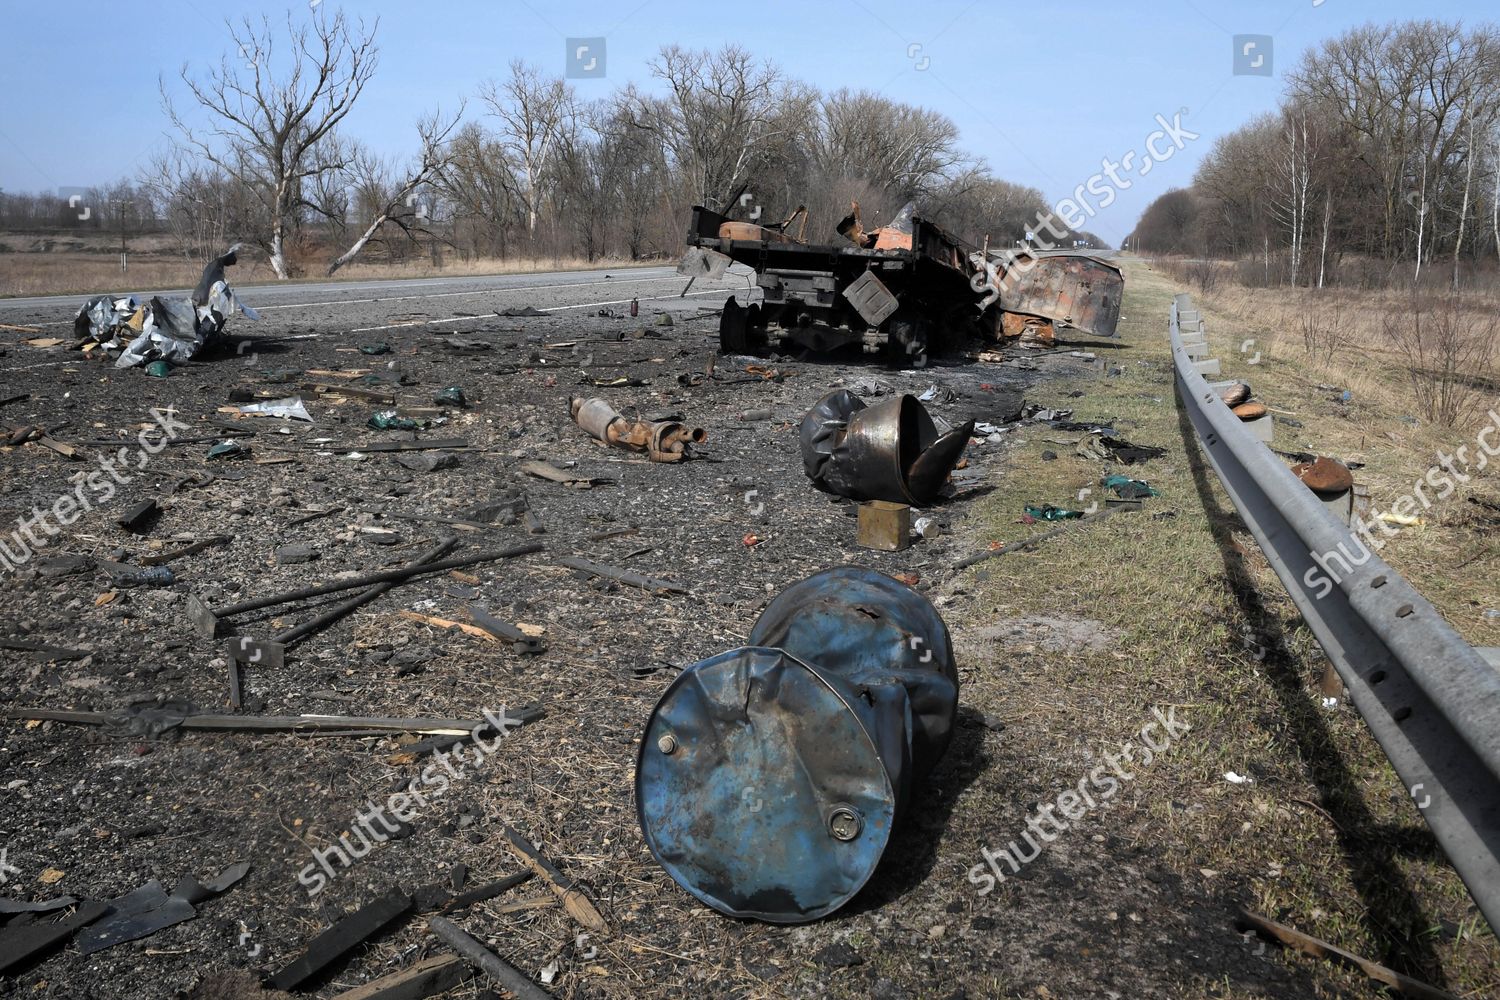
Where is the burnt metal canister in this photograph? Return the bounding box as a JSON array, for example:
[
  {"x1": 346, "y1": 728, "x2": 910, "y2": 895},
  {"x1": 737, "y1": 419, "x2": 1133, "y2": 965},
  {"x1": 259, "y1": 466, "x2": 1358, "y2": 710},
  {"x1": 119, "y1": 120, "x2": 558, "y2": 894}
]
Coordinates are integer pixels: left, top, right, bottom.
[
  {"x1": 636, "y1": 566, "x2": 959, "y2": 922},
  {"x1": 800, "y1": 390, "x2": 973, "y2": 506}
]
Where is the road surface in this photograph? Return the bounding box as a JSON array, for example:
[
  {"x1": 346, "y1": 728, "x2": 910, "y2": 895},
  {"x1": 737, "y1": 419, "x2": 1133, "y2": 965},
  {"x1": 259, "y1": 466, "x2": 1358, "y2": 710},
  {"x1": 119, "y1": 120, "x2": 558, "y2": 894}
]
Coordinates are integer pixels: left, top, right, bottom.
[{"x1": 0, "y1": 265, "x2": 755, "y2": 335}]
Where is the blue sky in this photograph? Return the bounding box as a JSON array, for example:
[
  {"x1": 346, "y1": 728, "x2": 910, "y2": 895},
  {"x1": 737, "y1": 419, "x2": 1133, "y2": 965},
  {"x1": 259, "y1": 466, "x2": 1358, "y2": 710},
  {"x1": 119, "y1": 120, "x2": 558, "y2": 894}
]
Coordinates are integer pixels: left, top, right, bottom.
[{"x1": 0, "y1": 0, "x2": 1491, "y2": 244}]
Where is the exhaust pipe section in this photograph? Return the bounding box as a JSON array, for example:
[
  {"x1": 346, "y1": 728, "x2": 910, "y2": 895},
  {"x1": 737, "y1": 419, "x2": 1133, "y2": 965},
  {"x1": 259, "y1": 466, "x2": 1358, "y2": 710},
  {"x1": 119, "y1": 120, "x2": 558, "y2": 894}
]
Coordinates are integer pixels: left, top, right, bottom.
[
  {"x1": 569, "y1": 396, "x2": 706, "y2": 463},
  {"x1": 635, "y1": 566, "x2": 959, "y2": 923}
]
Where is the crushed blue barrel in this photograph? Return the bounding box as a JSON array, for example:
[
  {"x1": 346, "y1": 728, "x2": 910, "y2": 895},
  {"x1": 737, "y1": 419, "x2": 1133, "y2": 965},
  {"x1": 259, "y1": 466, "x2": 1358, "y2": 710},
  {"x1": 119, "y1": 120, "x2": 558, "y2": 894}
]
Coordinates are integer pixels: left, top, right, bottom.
[{"x1": 636, "y1": 566, "x2": 959, "y2": 922}]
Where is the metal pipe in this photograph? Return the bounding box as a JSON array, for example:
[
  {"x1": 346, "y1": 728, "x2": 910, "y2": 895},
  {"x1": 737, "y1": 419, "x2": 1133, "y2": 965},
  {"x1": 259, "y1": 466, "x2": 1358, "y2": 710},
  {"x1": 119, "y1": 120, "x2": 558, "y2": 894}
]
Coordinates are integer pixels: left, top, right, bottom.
[
  {"x1": 426, "y1": 917, "x2": 552, "y2": 1000},
  {"x1": 214, "y1": 543, "x2": 544, "y2": 616},
  {"x1": 274, "y1": 538, "x2": 458, "y2": 645}
]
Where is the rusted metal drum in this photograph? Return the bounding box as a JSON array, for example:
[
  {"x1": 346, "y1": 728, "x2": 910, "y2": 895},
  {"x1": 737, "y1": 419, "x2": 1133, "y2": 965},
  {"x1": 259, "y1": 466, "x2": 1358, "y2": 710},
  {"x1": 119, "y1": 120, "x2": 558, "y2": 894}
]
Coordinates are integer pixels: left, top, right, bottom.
[{"x1": 636, "y1": 567, "x2": 959, "y2": 922}]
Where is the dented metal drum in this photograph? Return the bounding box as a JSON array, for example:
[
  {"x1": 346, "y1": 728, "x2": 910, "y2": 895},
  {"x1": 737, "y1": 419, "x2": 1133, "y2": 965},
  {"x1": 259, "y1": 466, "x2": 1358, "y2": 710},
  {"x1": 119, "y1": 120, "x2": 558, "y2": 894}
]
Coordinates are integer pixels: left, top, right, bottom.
[
  {"x1": 800, "y1": 390, "x2": 973, "y2": 506},
  {"x1": 636, "y1": 567, "x2": 958, "y2": 922}
]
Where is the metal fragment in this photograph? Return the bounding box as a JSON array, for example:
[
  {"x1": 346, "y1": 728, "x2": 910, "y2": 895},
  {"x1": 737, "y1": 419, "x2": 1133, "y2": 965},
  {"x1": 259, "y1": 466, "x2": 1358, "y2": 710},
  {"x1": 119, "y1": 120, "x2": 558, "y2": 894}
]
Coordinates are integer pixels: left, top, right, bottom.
[
  {"x1": 800, "y1": 390, "x2": 972, "y2": 506},
  {"x1": 569, "y1": 396, "x2": 705, "y2": 463}
]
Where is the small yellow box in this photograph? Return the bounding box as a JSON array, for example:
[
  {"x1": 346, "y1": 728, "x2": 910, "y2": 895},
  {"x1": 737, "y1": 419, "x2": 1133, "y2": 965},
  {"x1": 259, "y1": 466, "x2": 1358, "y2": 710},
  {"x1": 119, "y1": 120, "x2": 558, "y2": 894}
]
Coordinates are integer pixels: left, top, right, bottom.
[{"x1": 856, "y1": 500, "x2": 912, "y2": 551}]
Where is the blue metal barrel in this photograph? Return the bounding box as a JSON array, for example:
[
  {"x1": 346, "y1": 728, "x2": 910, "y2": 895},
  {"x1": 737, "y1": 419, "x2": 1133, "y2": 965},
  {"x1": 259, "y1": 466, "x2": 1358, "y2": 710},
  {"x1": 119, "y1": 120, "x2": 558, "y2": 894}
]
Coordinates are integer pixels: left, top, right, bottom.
[{"x1": 636, "y1": 566, "x2": 959, "y2": 922}]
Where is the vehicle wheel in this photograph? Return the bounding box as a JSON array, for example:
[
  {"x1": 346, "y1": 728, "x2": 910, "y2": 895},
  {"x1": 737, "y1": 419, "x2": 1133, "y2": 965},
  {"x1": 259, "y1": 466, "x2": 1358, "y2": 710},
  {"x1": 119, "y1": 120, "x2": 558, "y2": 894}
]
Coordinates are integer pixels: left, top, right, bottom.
[
  {"x1": 719, "y1": 297, "x2": 747, "y2": 354},
  {"x1": 744, "y1": 304, "x2": 768, "y2": 354},
  {"x1": 885, "y1": 317, "x2": 928, "y2": 369}
]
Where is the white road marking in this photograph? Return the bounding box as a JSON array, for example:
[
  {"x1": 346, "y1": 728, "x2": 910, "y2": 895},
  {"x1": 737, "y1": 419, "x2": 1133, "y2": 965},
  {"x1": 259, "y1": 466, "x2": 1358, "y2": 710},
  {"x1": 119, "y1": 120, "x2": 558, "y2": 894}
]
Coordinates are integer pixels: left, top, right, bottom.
[
  {"x1": 0, "y1": 285, "x2": 730, "y2": 368},
  {"x1": 5, "y1": 272, "x2": 681, "y2": 325},
  {"x1": 254, "y1": 272, "x2": 682, "y2": 311}
]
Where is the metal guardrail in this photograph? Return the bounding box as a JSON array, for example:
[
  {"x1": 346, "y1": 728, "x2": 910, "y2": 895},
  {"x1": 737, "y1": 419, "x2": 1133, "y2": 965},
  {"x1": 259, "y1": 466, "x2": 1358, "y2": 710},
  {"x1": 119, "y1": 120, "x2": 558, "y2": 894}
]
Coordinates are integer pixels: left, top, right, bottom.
[{"x1": 1169, "y1": 293, "x2": 1500, "y2": 933}]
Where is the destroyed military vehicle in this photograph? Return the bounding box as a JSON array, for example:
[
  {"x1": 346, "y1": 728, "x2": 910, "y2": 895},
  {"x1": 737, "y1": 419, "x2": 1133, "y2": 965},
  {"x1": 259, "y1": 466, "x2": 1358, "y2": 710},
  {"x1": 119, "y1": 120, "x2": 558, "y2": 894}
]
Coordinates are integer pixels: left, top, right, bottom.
[{"x1": 682, "y1": 201, "x2": 1123, "y2": 365}]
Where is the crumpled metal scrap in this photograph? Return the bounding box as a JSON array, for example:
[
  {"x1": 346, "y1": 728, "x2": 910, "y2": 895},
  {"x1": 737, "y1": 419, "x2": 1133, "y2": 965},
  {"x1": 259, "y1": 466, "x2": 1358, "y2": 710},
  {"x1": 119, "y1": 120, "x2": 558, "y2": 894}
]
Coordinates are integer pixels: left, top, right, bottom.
[
  {"x1": 76, "y1": 861, "x2": 251, "y2": 955},
  {"x1": 73, "y1": 295, "x2": 144, "y2": 348},
  {"x1": 73, "y1": 246, "x2": 259, "y2": 370},
  {"x1": 799, "y1": 389, "x2": 973, "y2": 506}
]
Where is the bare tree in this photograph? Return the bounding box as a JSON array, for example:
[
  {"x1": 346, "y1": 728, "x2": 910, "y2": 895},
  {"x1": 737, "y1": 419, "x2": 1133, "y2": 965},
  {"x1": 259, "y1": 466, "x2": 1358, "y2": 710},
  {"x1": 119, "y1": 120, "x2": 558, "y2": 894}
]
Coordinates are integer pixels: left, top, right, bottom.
[
  {"x1": 480, "y1": 61, "x2": 577, "y2": 240},
  {"x1": 1133, "y1": 188, "x2": 1202, "y2": 256},
  {"x1": 325, "y1": 107, "x2": 464, "y2": 275},
  {"x1": 163, "y1": 9, "x2": 378, "y2": 277},
  {"x1": 1492, "y1": 127, "x2": 1500, "y2": 264},
  {"x1": 627, "y1": 44, "x2": 815, "y2": 212},
  {"x1": 143, "y1": 151, "x2": 256, "y2": 261},
  {"x1": 593, "y1": 104, "x2": 671, "y2": 258},
  {"x1": 1288, "y1": 20, "x2": 1480, "y2": 264},
  {"x1": 927, "y1": 170, "x2": 1048, "y2": 247},
  {"x1": 1193, "y1": 114, "x2": 1280, "y2": 259},
  {"x1": 1453, "y1": 113, "x2": 1477, "y2": 288},
  {"x1": 1413, "y1": 89, "x2": 1431, "y2": 283},
  {"x1": 1169, "y1": 17, "x2": 1500, "y2": 285},
  {"x1": 812, "y1": 89, "x2": 963, "y2": 201},
  {"x1": 441, "y1": 122, "x2": 524, "y2": 260},
  {"x1": 1449, "y1": 34, "x2": 1500, "y2": 285},
  {"x1": 1272, "y1": 108, "x2": 1312, "y2": 284},
  {"x1": 1316, "y1": 187, "x2": 1334, "y2": 287}
]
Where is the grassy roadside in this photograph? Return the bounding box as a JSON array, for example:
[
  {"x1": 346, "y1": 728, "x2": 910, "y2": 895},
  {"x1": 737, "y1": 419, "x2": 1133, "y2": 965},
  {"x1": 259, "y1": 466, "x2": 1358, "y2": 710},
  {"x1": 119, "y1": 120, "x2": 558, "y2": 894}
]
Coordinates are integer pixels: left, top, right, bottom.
[
  {"x1": 943, "y1": 258, "x2": 1499, "y2": 997},
  {"x1": 1191, "y1": 280, "x2": 1499, "y2": 649}
]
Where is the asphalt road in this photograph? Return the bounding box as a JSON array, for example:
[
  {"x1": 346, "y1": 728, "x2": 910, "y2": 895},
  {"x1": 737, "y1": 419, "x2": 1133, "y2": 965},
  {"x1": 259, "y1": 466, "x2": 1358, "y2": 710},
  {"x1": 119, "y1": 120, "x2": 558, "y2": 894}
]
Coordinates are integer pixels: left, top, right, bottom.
[{"x1": 0, "y1": 265, "x2": 756, "y2": 334}]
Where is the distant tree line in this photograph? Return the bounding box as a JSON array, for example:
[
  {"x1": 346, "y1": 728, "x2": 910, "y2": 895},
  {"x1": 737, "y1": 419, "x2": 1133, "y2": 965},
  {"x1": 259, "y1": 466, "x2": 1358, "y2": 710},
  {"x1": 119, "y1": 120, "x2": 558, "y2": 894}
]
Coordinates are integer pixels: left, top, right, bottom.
[
  {"x1": 0, "y1": 9, "x2": 1100, "y2": 277},
  {"x1": 1130, "y1": 19, "x2": 1500, "y2": 288}
]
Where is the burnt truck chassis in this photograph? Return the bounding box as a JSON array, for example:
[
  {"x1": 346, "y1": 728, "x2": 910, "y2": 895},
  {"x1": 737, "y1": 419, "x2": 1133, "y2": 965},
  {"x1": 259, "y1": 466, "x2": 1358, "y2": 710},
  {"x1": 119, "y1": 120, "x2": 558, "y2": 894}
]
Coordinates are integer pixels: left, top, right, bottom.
[{"x1": 687, "y1": 205, "x2": 980, "y2": 366}]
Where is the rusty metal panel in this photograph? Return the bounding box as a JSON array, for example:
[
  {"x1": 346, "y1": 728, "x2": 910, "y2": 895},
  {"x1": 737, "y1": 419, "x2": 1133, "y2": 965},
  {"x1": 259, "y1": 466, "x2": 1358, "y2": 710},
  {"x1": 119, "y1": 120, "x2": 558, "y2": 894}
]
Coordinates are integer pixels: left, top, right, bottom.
[
  {"x1": 871, "y1": 228, "x2": 913, "y2": 251},
  {"x1": 993, "y1": 253, "x2": 1123, "y2": 337},
  {"x1": 843, "y1": 269, "x2": 900, "y2": 327},
  {"x1": 718, "y1": 221, "x2": 798, "y2": 244}
]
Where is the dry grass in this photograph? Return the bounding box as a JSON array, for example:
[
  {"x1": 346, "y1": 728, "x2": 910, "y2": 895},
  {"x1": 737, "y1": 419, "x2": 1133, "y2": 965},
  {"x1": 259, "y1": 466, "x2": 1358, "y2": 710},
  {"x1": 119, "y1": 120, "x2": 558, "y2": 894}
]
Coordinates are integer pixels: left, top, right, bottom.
[
  {"x1": 946, "y1": 258, "x2": 1498, "y2": 997},
  {"x1": 1185, "y1": 279, "x2": 1500, "y2": 644},
  {"x1": 0, "y1": 251, "x2": 662, "y2": 298},
  {"x1": 1199, "y1": 283, "x2": 1500, "y2": 427}
]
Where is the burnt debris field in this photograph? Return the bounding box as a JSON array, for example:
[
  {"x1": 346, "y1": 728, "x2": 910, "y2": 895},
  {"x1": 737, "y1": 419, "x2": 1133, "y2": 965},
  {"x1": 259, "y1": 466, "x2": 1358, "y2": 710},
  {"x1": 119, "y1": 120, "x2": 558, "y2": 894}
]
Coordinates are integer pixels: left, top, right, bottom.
[
  {"x1": 8, "y1": 3, "x2": 1500, "y2": 997},
  {"x1": 0, "y1": 265, "x2": 1042, "y2": 999},
  {"x1": 1, "y1": 260, "x2": 1497, "y2": 1000}
]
